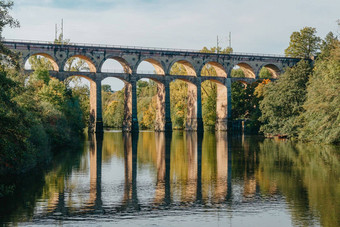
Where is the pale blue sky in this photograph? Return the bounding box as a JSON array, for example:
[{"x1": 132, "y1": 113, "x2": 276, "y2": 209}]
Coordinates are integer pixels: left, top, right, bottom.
[{"x1": 4, "y1": 0, "x2": 340, "y2": 89}]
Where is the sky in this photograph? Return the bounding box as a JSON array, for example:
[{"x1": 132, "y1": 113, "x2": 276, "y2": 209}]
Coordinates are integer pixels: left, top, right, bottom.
[{"x1": 3, "y1": 0, "x2": 340, "y2": 89}]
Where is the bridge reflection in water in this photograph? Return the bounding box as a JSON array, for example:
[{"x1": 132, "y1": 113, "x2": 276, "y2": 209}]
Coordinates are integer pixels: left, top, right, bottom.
[
  {"x1": 44, "y1": 131, "x2": 234, "y2": 215},
  {"x1": 3, "y1": 131, "x2": 339, "y2": 226}
]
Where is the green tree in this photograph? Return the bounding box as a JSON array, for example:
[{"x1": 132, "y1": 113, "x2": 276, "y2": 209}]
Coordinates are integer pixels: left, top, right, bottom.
[
  {"x1": 259, "y1": 67, "x2": 272, "y2": 79},
  {"x1": 259, "y1": 60, "x2": 312, "y2": 137},
  {"x1": 284, "y1": 27, "x2": 321, "y2": 59},
  {"x1": 0, "y1": 0, "x2": 19, "y2": 67},
  {"x1": 103, "y1": 89, "x2": 124, "y2": 128},
  {"x1": 299, "y1": 40, "x2": 340, "y2": 144}
]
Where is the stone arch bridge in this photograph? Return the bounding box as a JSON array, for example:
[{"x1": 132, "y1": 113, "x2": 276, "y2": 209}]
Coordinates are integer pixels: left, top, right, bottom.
[{"x1": 3, "y1": 40, "x2": 300, "y2": 133}]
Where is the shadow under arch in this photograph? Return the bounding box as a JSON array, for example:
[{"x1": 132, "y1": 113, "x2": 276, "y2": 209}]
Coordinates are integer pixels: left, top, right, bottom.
[
  {"x1": 100, "y1": 56, "x2": 132, "y2": 74},
  {"x1": 200, "y1": 61, "x2": 227, "y2": 78},
  {"x1": 259, "y1": 63, "x2": 281, "y2": 78},
  {"x1": 232, "y1": 62, "x2": 256, "y2": 78},
  {"x1": 169, "y1": 59, "x2": 197, "y2": 76},
  {"x1": 24, "y1": 53, "x2": 59, "y2": 71}
]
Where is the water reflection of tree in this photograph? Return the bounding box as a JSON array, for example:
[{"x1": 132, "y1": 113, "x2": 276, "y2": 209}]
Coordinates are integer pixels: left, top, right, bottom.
[
  {"x1": 0, "y1": 139, "x2": 86, "y2": 224},
  {"x1": 257, "y1": 140, "x2": 340, "y2": 227}
]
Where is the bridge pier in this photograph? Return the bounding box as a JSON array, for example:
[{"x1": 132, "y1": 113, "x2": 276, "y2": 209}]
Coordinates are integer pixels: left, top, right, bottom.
[
  {"x1": 186, "y1": 81, "x2": 203, "y2": 132},
  {"x1": 155, "y1": 79, "x2": 172, "y2": 132},
  {"x1": 215, "y1": 79, "x2": 232, "y2": 131},
  {"x1": 164, "y1": 79, "x2": 173, "y2": 132},
  {"x1": 123, "y1": 80, "x2": 139, "y2": 132},
  {"x1": 89, "y1": 79, "x2": 103, "y2": 134}
]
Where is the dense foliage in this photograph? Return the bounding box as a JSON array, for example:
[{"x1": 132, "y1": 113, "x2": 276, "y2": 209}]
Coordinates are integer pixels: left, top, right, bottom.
[
  {"x1": 0, "y1": 1, "x2": 87, "y2": 176},
  {"x1": 299, "y1": 40, "x2": 340, "y2": 143},
  {"x1": 285, "y1": 27, "x2": 321, "y2": 58},
  {"x1": 260, "y1": 27, "x2": 340, "y2": 143},
  {"x1": 259, "y1": 60, "x2": 312, "y2": 137}
]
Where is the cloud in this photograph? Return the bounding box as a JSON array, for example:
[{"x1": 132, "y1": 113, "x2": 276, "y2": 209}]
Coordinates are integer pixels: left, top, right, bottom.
[{"x1": 4, "y1": 0, "x2": 340, "y2": 54}]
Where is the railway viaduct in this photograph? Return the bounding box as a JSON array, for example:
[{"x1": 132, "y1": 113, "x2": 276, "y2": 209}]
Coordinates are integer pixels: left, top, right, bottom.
[{"x1": 3, "y1": 40, "x2": 301, "y2": 133}]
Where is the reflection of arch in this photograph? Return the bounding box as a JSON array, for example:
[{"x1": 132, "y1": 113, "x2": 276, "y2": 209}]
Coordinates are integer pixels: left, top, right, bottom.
[
  {"x1": 260, "y1": 64, "x2": 281, "y2": 78},
  {"x1": 64, "y1": 54, "x2": 97, "y2": 72},
  {"x1": 25, "y1": 53, "x2": 59, "y2": 71},
  {"x1": 200, "y1": 61, "x2": 227, "y2": 77},
  {"x1": 100, "y1": 56, "x2": 132, "y2": 74},
  {"x1": 136, "y1": 58, "x2": 165, "y2": 75},
  {"x1": 233, "y1": 63, "x2": 255, "y2": 78},
  {"x1": 169, "y1": 60, "x2": 196, "y2": 76}
]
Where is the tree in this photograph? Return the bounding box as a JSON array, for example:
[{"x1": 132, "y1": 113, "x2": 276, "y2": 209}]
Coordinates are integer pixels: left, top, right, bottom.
[
  {"x1": 299, "y1": 40, "x2": 340, "y2": 144},
  {"x1": 259, "y1": 60, "x2": 313, "y2": 137},
  {"x1": 102, "y1": 84, "x2": 113, "y2": 93},
  {"x1": 319, "y1": 32, "x2": 338, "y2": 59},
  {"x1": 0, "y1": 0, "x2": 20, "y2": 67},
  {"x1": 284, "y1": 27, "x2": 321, "y2": 59}
]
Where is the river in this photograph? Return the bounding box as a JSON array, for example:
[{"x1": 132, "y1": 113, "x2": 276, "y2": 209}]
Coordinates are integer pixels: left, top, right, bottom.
[{"x1": 0, "y1": 131, "x2": 339, "y2": 226}]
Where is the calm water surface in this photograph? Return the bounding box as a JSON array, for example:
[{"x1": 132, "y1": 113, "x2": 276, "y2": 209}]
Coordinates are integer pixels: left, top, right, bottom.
[{"x1": 1, "y1": 131, "x2": 339, "y2": 227}]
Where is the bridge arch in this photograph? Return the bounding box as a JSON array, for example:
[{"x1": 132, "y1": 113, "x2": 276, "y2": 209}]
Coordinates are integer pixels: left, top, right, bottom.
[
  {"x1": 258, "y1": 63, "x2": 281, "y2": 78},
  {"x1": 135, "y1": 58, "x2": 165, "y2": 75},
  {"x1": 62, "y1": 74, "x2": 100, "y2": 132},
  {"x1": 231, "y1": 62, "x2": 256, "y2": 78},
  {"x1": 62, "y1": 54, "x2": 97, "y2": 73},
  {"x1": 99, "y1": 56, "x2": 132, "y2": 74},
  {"x1": 101, "y1": 76, "x2": 128, "y2": 130},
  {"x1": 168, "y1": 59, "x2": 197, "y2": 76},
  {"x1": 200, "y1": 61, "x2": 227, "y2": 77},
  {"x1": 24, "y1": 53, "x2": 59, "y2": 71}
]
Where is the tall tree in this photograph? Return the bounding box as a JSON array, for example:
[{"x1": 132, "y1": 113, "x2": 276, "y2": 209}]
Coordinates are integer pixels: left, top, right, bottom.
[
  {"x1": 259, "y1": 60, "x2": 312, "y2": 137},
  {"x1": 299, "y1": 40, "x2": 340, "y2": 144},
  {"x1": 285, "y1": 27, "x2": 321, "y2": 59},
  {"x1": 0, "y1": 0, "x2": 19, "y2": 67}
]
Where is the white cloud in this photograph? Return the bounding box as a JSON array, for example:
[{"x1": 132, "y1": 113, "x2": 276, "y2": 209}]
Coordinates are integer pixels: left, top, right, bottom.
[{"x1": 4, "y1": 0, "x2": 340, "y2": 54}]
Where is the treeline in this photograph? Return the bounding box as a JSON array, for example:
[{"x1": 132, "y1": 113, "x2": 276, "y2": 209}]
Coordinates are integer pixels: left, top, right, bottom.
[
  {"x1": 261, "y1": 28, "x2": 340, "y2": 144},
  {"x1": 0, "y1": 2, "x2": 87, "y2": 177}
]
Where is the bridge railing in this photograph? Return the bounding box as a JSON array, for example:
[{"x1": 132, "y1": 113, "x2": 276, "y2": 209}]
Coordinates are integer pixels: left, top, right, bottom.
[{"x1": 3, "y1": 38, "x2": 289, "y2": 58}]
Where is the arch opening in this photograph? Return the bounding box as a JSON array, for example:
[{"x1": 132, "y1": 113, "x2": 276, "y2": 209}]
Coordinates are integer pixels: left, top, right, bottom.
[
  {"x1": 64, "y1": 75, "x2": 92, "y2": 127},
  {"x1": 137, "y1": 59, "x2": 165, "y2": 75},
  {"x1": 64, "y1": 56, "x2": 94, "y2": 72},
  {"x1": 201, "y1": 79, "x2": 229, "y2": 130},
  {"x1": 101, "y1": 57, "x2": 132, "y2": 74},
  {"x1": 169, "y1": 78, "x2": 198, "y2": 130},
  {"x1": 201, "y1": 62, "x2": 227, "y2": 78},
  {"x1": 169, "y1": 60, "x2": 196, "y2": 76},
  {"x1": 170, "y1": 79, "x2": 188, "y2": 129},
  {"x1": 260, "y1": 64, "x2": 280, "y2": 78},
  {"x1": 136, "y1": 78, "x2": 159, "y2": 130},
  {"x1": 231, "y1": 63, "x2": 255, "y2": 78},
  {"x1": 101, "y1": 77, "x2": 127, "y2": 129},
  {"x1": 25, "y1": 53, "x2": 59, "y2": 71}
]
